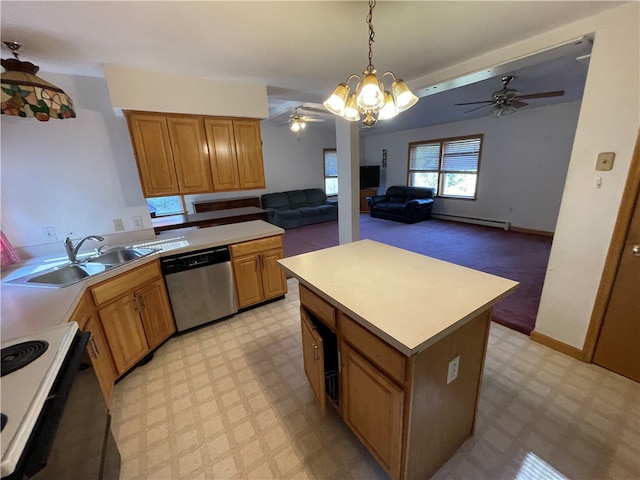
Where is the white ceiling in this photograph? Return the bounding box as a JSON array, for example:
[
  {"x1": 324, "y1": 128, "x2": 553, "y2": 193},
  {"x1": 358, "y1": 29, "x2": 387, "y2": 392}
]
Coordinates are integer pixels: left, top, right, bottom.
[{"x1": 0, "y1": 1, "x2": 624, "y2": 133}]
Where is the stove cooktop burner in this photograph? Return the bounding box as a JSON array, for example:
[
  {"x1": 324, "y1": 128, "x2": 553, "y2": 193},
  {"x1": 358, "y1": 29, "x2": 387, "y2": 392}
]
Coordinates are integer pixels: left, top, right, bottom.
[{"x1": 1, "y1": 341, "x2": 49, "y2": 377}]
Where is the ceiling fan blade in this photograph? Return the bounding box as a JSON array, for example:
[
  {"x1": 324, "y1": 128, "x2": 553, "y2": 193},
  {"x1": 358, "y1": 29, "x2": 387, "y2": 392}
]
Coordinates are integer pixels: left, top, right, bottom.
[
  {"x1": 517, "y1": 90, "x2": 565, "y2": 100},
  {"x1": 302, "y1": 118, "x2": 325, "y2": 123},
  {"x1": 455, "y1": 100, "x2": 494, "y2": 106},
  {"x1": 512, "y1": 100, "x2": 529, "y2": 108},
  {"x1": 298, "y1": 106, "x2": 327, "y2": 114},
  {"x1": 464, "y1": 104, "x2": 493, "y2": 114}
]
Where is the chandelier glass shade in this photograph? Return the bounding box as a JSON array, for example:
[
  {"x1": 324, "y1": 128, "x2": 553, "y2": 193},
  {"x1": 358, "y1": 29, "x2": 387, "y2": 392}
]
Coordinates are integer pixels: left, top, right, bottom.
[
  {"x1": 1, "y1": 42, "x2": 76, "y2": 121},
  {"x1": 323, "y1": 0, "x2": 418, "y2": 126}
]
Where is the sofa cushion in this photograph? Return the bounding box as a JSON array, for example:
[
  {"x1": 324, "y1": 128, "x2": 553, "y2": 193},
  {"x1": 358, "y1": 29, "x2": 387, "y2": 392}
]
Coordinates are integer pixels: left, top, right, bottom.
[
  {"x1": 261, "y1": 192, "x2": 290, "y2": 210},
  {"x1": 277, "y1": 209, "x2": 303, "y2": 220},
  {"x1": 298, "y1": 207, "x2": 320, "y2": 217},
  {"x1": 305, "y1": 188, "x2": 327, "y2": 206},
  {"x1": 317, "y1": 204, "x2": 337, "y2": 215},
  {"x1": 287, "y1": 190, "x2": 308, "y2": 209},
  {"x1": 407, "y1": 187, "x2": 434, "y2": 200}
]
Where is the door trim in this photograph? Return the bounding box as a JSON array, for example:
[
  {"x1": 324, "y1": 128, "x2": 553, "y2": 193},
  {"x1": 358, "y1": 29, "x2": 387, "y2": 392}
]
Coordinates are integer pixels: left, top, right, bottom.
[{"x1": 583, "y1": 129, "x2": 640, "y2": 361}]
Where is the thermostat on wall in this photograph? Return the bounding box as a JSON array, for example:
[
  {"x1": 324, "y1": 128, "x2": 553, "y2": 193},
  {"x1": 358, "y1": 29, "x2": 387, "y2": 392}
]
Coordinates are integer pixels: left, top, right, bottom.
[{"x1": 596, "y1": 152, "x2": 615, "y2": 171}]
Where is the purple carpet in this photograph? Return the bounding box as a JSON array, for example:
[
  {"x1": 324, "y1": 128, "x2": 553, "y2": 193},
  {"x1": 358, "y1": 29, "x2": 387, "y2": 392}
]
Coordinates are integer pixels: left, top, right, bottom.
[{"x1": 282, "y1": 215, "x2": 552, "y2": 335}]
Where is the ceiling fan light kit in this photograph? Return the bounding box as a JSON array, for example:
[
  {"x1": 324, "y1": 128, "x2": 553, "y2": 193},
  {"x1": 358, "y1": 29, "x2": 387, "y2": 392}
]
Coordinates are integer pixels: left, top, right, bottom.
[
  {"x1": 323, "y1": 0, "x2": 418, "y2": 126},
  {"x1": 1, "y1": 41, "x2": 76, "y2": 121}
]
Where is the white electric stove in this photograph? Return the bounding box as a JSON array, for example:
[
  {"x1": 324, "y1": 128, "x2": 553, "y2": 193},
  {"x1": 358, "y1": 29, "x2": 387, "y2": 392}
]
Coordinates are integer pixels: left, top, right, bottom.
[{"x1": 0, "y1": 322, "x2": 78, "y2": 478}]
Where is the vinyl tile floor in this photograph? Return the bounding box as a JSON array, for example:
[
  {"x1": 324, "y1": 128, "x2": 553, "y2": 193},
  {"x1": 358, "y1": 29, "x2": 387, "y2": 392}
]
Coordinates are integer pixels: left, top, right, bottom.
[{"x1": 110, "y1": 279, "x2": 640, "y2": 480}]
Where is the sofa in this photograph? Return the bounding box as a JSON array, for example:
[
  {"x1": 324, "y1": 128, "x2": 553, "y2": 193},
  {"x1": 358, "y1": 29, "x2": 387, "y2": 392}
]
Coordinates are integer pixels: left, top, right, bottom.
[
  {"x1": 261, "y1": 188, "x2": 338, "y2": 229},
  {"x1": 367, "y1": 186, "x2": 435, "y2": 224}
]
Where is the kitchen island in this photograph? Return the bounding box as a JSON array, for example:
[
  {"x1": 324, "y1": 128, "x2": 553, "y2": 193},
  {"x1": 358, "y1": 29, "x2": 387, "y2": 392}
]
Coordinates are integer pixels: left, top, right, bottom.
[{"x1": 278, "y1": 240, "x2": 518, "y2": 479}]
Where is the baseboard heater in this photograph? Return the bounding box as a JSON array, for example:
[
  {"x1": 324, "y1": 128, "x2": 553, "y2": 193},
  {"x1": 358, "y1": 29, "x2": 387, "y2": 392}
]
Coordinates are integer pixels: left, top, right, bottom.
[{"x1": 431, "y1": 213, "x2": 510, "y2": 230}]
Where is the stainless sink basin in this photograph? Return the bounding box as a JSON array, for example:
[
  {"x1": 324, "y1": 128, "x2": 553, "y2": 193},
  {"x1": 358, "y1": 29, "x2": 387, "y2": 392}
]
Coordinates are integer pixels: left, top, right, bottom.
[
  {"x1": 86, "y1": 247, "x2": 156, "y2": 265},
  {"x1": 4, "y1": 247, "x2": 157, "y2": 288},
  {"x1": 27, "y1": 263, "x2": 108, "y2": 286}
]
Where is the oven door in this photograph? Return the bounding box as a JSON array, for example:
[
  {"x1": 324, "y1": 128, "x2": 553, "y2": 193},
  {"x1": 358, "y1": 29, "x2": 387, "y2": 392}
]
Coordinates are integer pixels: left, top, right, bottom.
[{"x1": 6, "y1": 332, "x2": 121, "y2": 480}]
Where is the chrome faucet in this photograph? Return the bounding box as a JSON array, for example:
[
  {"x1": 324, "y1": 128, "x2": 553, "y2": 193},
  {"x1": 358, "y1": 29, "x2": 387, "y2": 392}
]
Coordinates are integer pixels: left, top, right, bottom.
[{"x1": 64, "y1": 234, "x2": 105, "y2": 264}]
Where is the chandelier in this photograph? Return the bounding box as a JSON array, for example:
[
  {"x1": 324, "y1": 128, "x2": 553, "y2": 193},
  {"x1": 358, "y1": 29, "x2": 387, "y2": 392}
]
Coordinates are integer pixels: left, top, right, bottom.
[
  {"x1": 1, "y1": 41, "x2": 76, "y2": 121},
  {"x1": 323, "y1": 0, "x2": 418, "y2": 126}
]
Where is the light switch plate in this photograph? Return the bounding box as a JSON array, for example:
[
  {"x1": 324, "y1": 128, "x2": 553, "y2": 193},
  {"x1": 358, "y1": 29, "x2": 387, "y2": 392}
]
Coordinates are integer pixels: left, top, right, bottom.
[
  {"x1": 596, "y1": 152, "x2": 615, "y2": 171},
  {"x1": 113, "y1": 219, "x2": 124, "y2": 231}
]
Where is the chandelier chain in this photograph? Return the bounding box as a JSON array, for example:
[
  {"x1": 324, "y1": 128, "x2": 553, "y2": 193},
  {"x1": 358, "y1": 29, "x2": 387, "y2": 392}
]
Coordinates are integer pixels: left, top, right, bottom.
[{"x1": 366, "y1": 0, "x2": 376, "y2": 72}]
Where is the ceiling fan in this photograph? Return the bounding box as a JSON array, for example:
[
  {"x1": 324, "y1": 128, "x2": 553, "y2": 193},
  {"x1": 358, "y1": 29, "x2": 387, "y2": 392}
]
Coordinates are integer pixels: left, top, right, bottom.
[
  {"x1": 286, "y1": 106, "x2": 325, "y2": 133},
  {"x1": 455, "y1": 75, "x2": 565, "y2": 117}
]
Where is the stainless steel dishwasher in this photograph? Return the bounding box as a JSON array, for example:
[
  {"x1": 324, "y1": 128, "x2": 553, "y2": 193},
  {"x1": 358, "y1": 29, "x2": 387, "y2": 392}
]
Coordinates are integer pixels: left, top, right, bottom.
[{"x1": 160, "y1": 246, "x2": 238, "y2": 332}]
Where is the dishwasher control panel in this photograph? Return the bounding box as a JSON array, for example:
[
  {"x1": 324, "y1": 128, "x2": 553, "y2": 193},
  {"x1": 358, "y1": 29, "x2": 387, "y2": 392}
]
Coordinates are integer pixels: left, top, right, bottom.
[{"x1": 160, "y1": 246, "x2": 231, "y2": 275}]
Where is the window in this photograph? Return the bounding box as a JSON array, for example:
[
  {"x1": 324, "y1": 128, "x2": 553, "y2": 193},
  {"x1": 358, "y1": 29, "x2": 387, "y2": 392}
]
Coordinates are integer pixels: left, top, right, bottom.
[
  {"x1": 408, "y1": 135, "x2": 483, "y2": 199},
  {"x1": 324, "y1": 149, "x2": 338, "y2": 196},
  {"x1": 146, "y1": 196, "x2": 185, "y2": 217}
]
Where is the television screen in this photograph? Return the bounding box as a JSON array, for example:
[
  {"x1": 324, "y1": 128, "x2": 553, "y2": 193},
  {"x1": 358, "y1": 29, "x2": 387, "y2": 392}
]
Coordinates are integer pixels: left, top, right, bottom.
[{"x1": 360, "y1": 165, "x2": 380, "y2": 189}]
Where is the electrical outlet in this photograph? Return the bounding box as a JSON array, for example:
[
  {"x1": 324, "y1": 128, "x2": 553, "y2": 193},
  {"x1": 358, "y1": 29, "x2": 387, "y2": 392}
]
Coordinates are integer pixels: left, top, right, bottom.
[
  {"x1": 113, "y1": 219, "x2": 124, "y2": 232},
  {"x1": 447, "y1": 355, "x2": 460, "y2": 384},
  {"x1": 132, "y1": 216, "x2": 143, "y2": 229},
  {"x1": 42, "y1": 226, "x2": 57, "y2": 241}
]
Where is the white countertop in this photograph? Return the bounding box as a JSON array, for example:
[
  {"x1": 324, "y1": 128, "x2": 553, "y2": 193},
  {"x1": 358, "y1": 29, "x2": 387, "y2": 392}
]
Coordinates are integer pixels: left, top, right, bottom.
[
  {"x1": 278, "y1": 239, "x2": 519, "y2": 356},
  {"x1": 0, "y1": 221, "x2": 283, "y2": 340}
]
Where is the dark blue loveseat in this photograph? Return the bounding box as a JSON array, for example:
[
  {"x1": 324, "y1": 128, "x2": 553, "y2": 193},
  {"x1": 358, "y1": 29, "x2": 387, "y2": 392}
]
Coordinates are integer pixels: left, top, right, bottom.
[{"x1": 367, "y1": 186, "x2": 435, "y2": 224}]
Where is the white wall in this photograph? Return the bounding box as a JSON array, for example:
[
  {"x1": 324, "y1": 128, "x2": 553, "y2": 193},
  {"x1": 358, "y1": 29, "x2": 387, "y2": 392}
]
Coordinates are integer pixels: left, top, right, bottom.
[
  {"x1": 103, "y1": 64, "x2": 269, "y2": 118},
  {"x1": 0, "y1": 73, "x2": 150, "y2": 249},
  {"x1": 364, "y1": 101, "x2": 580, "y2": 232},
  {"x1": 0, "y1": 75, "x2": 335, "y2": 251},
  {"x1": 534, "y1": 4, "x2": 639, "y2": 349}
]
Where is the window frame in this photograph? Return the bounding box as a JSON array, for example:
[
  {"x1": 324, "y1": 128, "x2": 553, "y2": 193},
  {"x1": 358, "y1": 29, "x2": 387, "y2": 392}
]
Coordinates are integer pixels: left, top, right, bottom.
[
  {"x1": 323, "y1": 148, "x2": 338, "y2": 197},
  {"x1": 145, "y1": 195, "x2": 187, "y2": 217},
  {"x1": 407, "y1": 134, "x2": 483, "y2": 200}
]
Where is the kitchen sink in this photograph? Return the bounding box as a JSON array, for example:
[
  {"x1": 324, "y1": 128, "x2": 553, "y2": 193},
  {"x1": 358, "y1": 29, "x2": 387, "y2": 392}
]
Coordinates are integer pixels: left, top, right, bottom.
[
  {"x1": 4, "y1": 247, "x2": 158, "y2": 288},
  {"x1": 27, "y1": 263, "x2": 108, "y2": 285},
  {"x1": 85, "y1": 247, "x2": 156, "y2": 265}
]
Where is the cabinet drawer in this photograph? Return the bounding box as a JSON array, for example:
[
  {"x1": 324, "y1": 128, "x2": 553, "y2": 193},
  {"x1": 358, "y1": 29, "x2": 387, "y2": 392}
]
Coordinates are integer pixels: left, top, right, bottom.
[
  {"x1": 91, "y1": 261, "x2": 161, "y2": 306},
  {"x1": 339, "y1": 312, "x2": 406, "y2": 384},
  {"x1": 230, "y1": 235, "x2": 282, "y2": 257},
  {"x1": 300, "y1": 284, "x2": 336, "y2": 331}
]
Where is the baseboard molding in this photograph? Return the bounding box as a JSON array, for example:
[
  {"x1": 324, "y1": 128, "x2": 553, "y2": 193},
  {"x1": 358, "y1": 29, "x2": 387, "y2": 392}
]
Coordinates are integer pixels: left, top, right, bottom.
[
  {"x1": 509, "y1": 226, "x2": 554, "y2": 237},
  {"x1": 530, "y1": 330, "x2": 585, "y2": 361},
  {"x1": 431, "y1": 214, "x2": 510, "y2": 230}
]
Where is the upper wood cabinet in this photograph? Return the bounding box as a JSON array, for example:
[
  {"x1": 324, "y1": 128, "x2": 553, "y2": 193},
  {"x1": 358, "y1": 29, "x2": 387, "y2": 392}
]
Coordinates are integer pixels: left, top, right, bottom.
[
  {"x1": 125, "y1": 111, "x2": 265, "y2": 197},
  {"x1": 126, "y1": 112, "x2": 178, "y2": 197},
  {"x1": 204, "y1": 118, "x2": 240, "y2": 190},
  {"x1": 166, "y1": 115, "x2": 213, "y2": 194},
  {"x1": 233, "y1": 119, "x2": 265, "y2": 189}
]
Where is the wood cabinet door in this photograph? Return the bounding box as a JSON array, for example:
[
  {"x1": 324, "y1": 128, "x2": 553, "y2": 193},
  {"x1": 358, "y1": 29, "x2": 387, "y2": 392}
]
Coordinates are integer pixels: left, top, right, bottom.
[
  {"x1": 167, "y1": 116, "x2": 212, "y2": 194},
  {"x1": 137, "y1": 279, "x2": 177, "y2": 350},
  {"x1": 341, "y1": 342, "x2": 404, "y2": 479},
  {"x1": 301, "y1": 309, "x2": 326, "y2": 415},
  {"x1": 233, "y1": 119, "x2": 265, "y2": 189},
  {"x1": 204, "y1": 118, "x2": 241, "y2": 190},
  {"x1": 232, "y1": 255, "x2": 264, "y2": 308},
  {"x1": 98, "y1": 294, "x2": 149, "y2": 375},
  {"x1": 85, "y1": 315, "x2": 118, "y2": 405},
  {"x1": 260, "y1": 249, "x2": 287, "y2": 300},
  {"x1": 126, "y1": 112, "x2": 178, "y2": 197}
]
